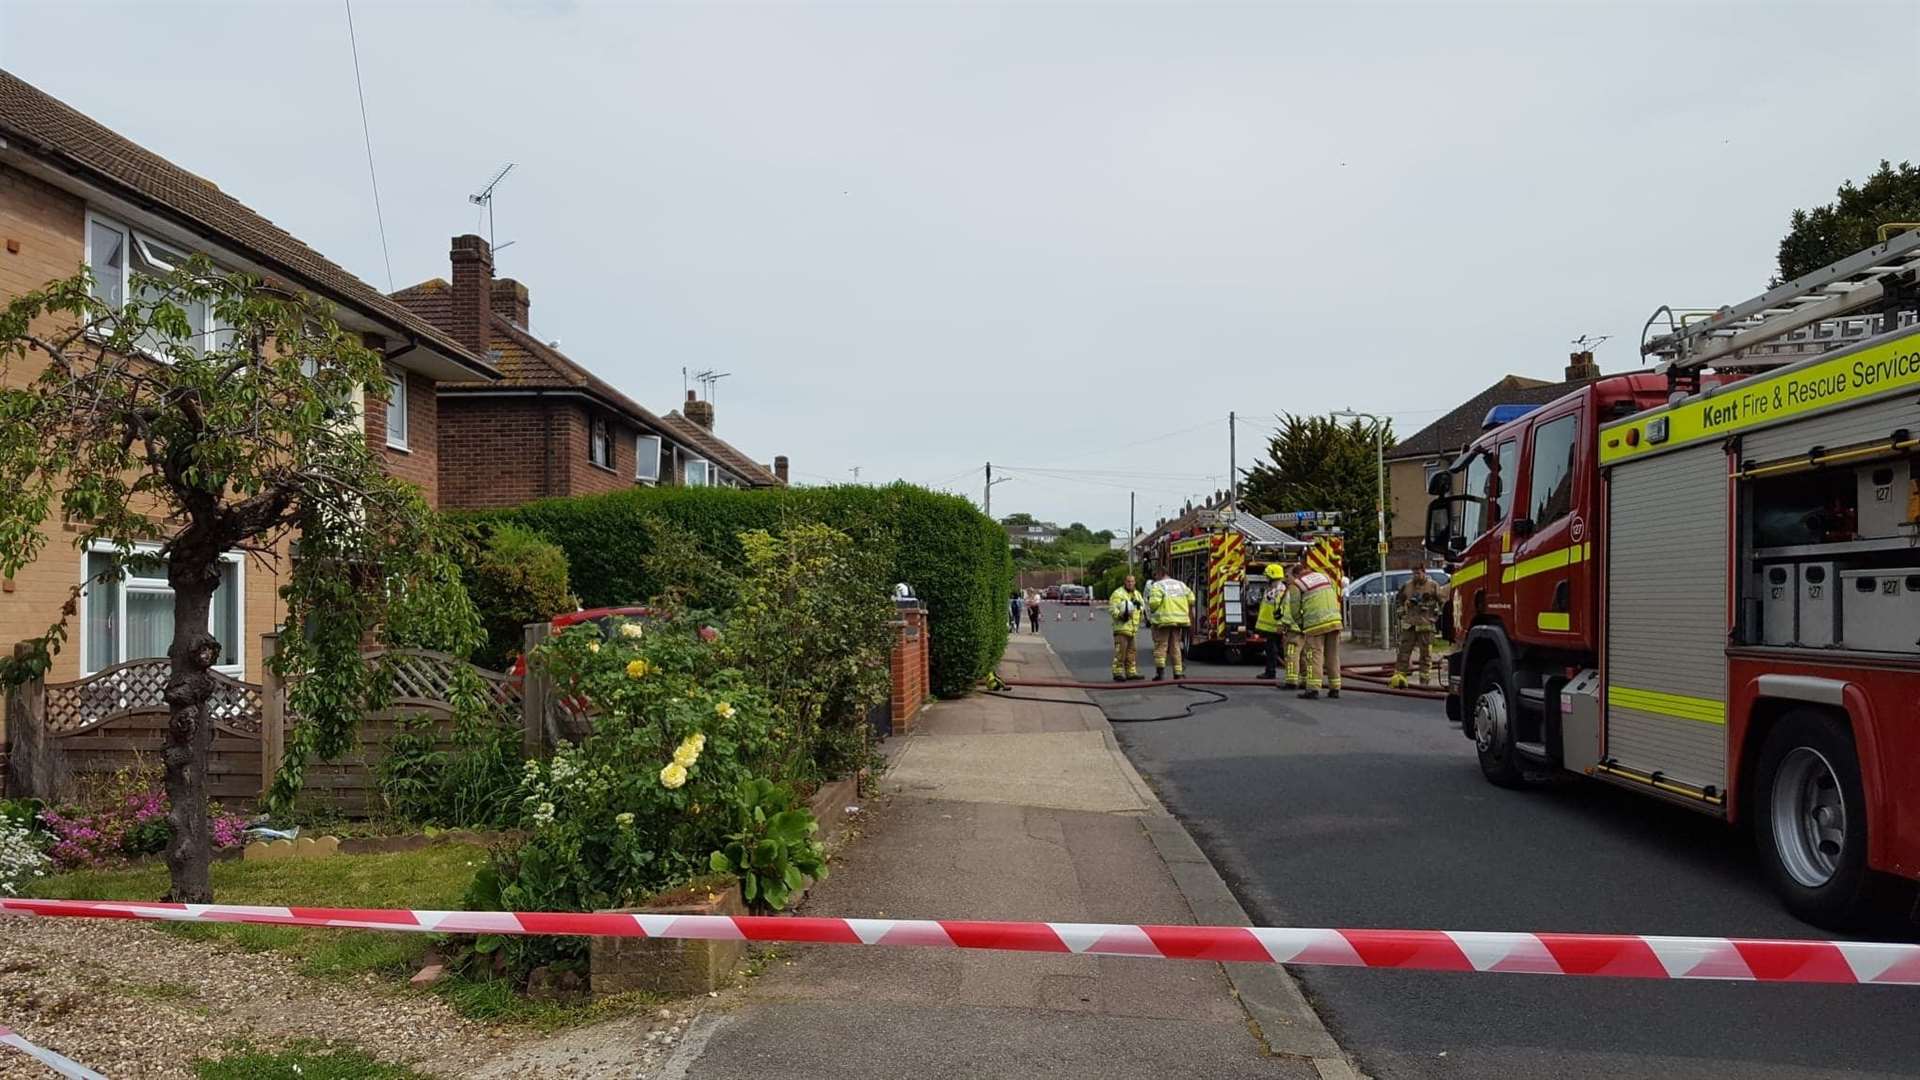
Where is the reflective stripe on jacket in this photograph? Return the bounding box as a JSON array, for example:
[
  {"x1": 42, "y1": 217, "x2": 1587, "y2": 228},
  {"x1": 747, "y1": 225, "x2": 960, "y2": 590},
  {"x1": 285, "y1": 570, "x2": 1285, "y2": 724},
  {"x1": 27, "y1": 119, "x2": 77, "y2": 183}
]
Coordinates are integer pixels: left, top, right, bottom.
[
  {"x1": 1109, "y1": 588, "x2": 1146, "y2": 635},
  {"x1": 1290, "y1": 571, "x2": 1342, "y2": 636},
  {"x1": 1147, "y1": 578, "x2": 1192, "y2": 627},
  {"x1": 1254, "y1": 588, "x2": 1295, "y2": 634}
]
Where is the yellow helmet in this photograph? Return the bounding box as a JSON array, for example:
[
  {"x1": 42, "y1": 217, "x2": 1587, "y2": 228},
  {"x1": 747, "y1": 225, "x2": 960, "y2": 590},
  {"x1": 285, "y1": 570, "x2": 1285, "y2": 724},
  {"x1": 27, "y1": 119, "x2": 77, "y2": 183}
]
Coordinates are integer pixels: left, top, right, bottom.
[{"x1": 1265, "y1": 563, "x2": 1285, "y2": 579}]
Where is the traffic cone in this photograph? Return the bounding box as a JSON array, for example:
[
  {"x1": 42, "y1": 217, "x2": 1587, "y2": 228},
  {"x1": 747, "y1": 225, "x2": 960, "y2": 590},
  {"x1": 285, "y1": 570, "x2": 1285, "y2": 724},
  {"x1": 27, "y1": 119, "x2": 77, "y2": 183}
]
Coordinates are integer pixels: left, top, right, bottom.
[{"x1": 1055, "y1": 610, "x2": 1062, "y2": 621}]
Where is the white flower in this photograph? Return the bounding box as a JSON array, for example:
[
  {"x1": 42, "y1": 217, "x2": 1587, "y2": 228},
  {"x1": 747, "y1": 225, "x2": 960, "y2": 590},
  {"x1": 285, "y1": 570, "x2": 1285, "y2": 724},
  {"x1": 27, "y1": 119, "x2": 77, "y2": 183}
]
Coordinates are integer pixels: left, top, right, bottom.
[
  {"x1": 531, "y1": 801, "x2": 557, "y2": 827},
  {"x1": 620, "y1": 622, "x2": 645, "y2": 640}
]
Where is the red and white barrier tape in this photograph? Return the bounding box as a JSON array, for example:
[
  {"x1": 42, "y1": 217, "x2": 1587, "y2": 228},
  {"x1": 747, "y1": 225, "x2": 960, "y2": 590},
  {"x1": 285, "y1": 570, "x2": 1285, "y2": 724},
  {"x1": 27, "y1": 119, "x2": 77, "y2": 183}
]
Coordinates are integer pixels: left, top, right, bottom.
[
  {"x1": 5, "y1": 898, "x2": 1918, "y2": 985},
  {"x1": 0, "y1": 1025, "x2": 107, "y2": 1079}
]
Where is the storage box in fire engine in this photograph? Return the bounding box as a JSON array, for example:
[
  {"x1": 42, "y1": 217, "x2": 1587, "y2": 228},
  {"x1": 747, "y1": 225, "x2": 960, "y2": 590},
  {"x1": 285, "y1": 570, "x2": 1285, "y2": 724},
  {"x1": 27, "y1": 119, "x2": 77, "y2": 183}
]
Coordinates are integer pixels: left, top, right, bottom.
[
  {"x1": 1797, "y1": 561, "x2": 1838, "y2": 647},
  {"x1": 1839, "y1": 568, "x2": 1920, "y2": 653},
  {"x1": 1756, "y1": 564, "x2": 1797, "y2": 646},
  {"x1": 1855, "y1": 459, "x2": 1915, "y2": 539}
]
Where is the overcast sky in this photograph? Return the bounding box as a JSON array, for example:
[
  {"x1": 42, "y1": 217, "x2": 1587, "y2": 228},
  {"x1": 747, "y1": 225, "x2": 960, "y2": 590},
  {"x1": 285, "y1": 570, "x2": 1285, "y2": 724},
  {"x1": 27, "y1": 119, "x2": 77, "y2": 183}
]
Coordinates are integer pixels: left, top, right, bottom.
[{"x1": 4, "y1": 1, "x2": 1913, "y2": 532}]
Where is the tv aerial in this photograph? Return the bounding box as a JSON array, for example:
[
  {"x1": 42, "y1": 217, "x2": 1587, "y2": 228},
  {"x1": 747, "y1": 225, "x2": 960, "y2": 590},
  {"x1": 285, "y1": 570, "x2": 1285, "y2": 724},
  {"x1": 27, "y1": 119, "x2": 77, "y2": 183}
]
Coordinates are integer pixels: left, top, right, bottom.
[{"x1": 469, "y1": 163, "x2": 516, "y2": 254}]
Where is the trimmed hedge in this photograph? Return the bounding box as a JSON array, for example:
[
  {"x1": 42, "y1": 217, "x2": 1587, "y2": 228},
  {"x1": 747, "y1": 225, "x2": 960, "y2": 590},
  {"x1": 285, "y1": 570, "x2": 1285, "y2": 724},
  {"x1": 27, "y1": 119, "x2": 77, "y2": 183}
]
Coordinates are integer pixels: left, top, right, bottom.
[{"x1": 465, "y1": 484, "x2": 1011, "y2": 697}]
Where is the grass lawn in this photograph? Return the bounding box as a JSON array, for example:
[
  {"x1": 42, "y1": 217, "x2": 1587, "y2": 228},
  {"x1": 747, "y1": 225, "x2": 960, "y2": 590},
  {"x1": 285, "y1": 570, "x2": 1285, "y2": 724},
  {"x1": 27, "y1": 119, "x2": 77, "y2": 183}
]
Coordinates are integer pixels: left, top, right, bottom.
[
  {"x1": 27, "y1": 843, "x2": 667, "y2": 1029},
  {"x1": 195, "y1": 1040, "x2": 432, "y2": 1080},
  {"x1": 27, "y1": 843, "x2": 485, "y2": 980}
]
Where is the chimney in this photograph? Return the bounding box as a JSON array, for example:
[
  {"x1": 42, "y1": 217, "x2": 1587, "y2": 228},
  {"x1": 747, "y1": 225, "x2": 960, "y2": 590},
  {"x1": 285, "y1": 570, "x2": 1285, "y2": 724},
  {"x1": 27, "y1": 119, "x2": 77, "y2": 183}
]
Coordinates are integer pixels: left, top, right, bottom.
[
  {"x1": 490, "y1": 278, "x2": 529, "y2": 329},
  {"x1": 773, "y1": 455, "x2": 789, "y2": 483},
  {"x1": 1566, "y1": 350, "x2": 1601, "y2": 382},
  {"x1": 684, "y1": 389, "x2": 715, "y2": 430},
  {"x1": 449, "y1": 234, "x2": 493, "y2": 354}
]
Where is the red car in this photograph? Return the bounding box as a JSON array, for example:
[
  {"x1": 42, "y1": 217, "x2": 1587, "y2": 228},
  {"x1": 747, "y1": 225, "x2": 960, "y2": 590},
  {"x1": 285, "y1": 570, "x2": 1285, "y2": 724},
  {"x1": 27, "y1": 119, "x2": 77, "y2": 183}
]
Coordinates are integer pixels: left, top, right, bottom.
[{"x1": 510, "y1": 605, "x2": 655, "y2": 678}]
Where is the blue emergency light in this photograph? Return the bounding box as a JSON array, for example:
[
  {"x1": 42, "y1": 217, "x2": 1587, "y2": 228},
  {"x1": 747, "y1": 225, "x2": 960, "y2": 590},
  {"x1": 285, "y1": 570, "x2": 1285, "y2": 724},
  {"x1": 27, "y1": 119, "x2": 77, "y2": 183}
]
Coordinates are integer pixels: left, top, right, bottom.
[{"x1": 1482, "y1": 404, "x2": 1539, "y2": 430}]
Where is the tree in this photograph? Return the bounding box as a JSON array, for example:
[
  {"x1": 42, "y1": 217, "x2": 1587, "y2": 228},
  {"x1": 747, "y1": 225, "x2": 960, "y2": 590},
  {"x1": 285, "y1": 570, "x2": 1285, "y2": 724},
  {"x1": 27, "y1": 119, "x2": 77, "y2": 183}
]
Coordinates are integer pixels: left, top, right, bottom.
[
  {"x1": 1240, "y1": 415, "x2": 1394, "y2": 579},
  {"x1": 999, "y1": 512, "x2": 1036, "y2": 528},
  {"x1": 0, "y1": 262, "x2": 476, "y2": 902},
  {"x1": 1777, "y1": 160, "x2": 1920, "y2": 283}
]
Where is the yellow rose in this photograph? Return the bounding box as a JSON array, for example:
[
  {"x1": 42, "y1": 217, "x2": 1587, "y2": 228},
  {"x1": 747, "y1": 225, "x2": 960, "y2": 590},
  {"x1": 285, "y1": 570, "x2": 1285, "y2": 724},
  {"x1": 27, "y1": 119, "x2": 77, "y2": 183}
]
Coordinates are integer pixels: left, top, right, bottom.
[
  {"x1": 659, "y1": 762, "x2": 688, "y2": 789},
  {"x1": 626, "y1": 658, "x2": 651, "y2": 679},
  {"x1": 587, "y1": 640, "x2": 601, "y2": 653},
  {"x1": 714, "y1": 702, "x2": 736, "y2": 720},
  {"x1": 673, "y1": 742, "x2": 701, "y2": 768},
  {"x1": 619, "y1": 622, "x2": 645, "y2": 640}
]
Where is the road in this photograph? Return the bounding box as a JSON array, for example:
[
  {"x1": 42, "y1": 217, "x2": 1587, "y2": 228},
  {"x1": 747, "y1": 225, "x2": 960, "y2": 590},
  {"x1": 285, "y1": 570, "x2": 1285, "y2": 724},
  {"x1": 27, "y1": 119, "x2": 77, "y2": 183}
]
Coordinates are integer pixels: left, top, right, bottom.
[{"x1": 1032, "y1": 608, "x2": 1920, "y2": 1079}]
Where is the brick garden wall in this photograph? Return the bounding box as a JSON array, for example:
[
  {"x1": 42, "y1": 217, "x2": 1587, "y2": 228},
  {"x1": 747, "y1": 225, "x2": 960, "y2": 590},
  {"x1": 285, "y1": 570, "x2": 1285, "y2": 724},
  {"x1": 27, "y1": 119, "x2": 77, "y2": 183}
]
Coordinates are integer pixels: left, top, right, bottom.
[{"x1": 890, "y1": 604, "x2": 930, "y2": 732}]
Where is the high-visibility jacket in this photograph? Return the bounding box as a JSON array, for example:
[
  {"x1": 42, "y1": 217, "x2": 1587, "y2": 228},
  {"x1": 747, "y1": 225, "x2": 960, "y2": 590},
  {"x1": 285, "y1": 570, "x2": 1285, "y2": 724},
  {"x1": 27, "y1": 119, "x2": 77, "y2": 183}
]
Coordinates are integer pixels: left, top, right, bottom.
[
  {"x1": 1109, "y1": 587, "x2": 1146, "y2": 635},
  {"x1": 1254, "y1": 564, "x2": 1293, "y2": 634},
  {"x1": 1146, "y1": 577, "x2": 1192, "y2": 627},
  {"x1": 1289, "y1": 570, "x2": 1342, "y2": 636}
]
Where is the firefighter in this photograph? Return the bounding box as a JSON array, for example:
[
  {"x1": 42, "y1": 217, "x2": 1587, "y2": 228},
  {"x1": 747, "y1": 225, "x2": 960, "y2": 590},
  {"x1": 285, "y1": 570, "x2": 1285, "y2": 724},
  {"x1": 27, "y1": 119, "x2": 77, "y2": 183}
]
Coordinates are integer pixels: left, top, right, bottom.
[
  {"x1": 1289, "y1": 557, "x2": 1343, "y2": 699},
  {"x1": 1146, "y1": 566, "x2": 1192, "y2": 681},
  {"x1": 1108, "y1": 573, "x2": 1146, "y2": 681},
  {"x1": 1389, "y1": 563, "x2": 1444, "y2": 688},
  {"x1": 1254, "y1": 563, "x2": 1297, "y2": 682}
]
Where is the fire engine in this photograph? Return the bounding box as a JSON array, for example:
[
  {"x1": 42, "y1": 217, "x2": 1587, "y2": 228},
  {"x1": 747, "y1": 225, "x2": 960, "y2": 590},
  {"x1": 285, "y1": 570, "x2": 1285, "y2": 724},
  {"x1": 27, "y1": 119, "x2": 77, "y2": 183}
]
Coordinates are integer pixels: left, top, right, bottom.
[
  {"x1": 1425, "y1": 228, "x2": 1920, "y2": 926},
  {"x1": 1149, "y1": 510, "x2": 1341, "y2": 663}
]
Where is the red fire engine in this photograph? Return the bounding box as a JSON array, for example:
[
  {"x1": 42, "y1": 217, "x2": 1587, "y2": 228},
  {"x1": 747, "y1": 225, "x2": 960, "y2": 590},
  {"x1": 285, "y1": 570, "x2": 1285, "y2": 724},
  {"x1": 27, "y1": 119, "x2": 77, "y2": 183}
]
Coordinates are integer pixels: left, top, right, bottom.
[{"x1": 1426, "y1": 229, "x2": 1920, "y2": 926}]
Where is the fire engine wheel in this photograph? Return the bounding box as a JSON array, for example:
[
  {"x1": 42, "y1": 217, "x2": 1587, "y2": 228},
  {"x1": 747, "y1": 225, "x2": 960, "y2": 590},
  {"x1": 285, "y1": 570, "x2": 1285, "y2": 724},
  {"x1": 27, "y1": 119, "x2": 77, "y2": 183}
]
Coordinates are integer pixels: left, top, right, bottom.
[
  {"x1": 1223, "y1": 645, "x2": 1244, "y2": 666},
  {"x1": 1469, "y1": 659, "x2": 1546, "y2": 789},
  {"x1": 1754, "y1": 710, "x2": 1872, "y2": 929}
]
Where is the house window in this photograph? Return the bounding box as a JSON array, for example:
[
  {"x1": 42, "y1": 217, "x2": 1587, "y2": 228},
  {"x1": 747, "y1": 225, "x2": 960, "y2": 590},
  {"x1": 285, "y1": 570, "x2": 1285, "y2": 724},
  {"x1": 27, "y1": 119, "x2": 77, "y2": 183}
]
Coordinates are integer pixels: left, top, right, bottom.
[
  {"x1": 84, "y1": 212, "x2": 218, "y2": 356},
  {"x1": 81, "y1": 545, "x2": 243, "y2": 675},
  {"x1": 383, "y1": 368, "x2": 409, "y2": 449},
  {"x1": 589, "y1": 419, "x2": 613, "y2": 469},
  {"x1": 684, "y1": 457, "x2": 710, "y2": 487},
  {"x1": 635, "y1": 434, "x2": 662, "y2": 483}
]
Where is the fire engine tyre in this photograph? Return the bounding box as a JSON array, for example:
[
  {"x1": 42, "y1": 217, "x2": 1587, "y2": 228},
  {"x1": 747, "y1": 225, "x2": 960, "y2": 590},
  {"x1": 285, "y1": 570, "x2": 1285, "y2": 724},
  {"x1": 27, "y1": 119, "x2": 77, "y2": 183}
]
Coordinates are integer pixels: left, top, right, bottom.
[
  {"x1": 1468, "y1": 659, "x2": 1526, "y2": 788},
  {"x1": 1754, "y1": 710, "x2": 1872, "y2": 929}
]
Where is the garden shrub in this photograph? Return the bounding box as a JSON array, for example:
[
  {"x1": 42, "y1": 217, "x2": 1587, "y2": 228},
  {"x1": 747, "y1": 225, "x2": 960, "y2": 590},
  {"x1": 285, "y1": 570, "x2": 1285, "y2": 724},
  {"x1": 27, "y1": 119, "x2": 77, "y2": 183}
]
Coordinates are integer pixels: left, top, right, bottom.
[
  {"x1": 466, "y1": 483, "x2": 1011, "y2": 695},
  {"x1": 0, "y1": 809, "x2": 47, "y2": 896},
  {"x1": 455, "y1": 521, "x2": 578, "y2": 670},
  {"x1": 373, "y1": 669, "x2": 522, "y2": 829},
  {"x1": 36, "y1": 761, "x2": 247, "y2": 870},
  {"x1": 466, "y1": 613, "x2": 812, "y2": 977}
]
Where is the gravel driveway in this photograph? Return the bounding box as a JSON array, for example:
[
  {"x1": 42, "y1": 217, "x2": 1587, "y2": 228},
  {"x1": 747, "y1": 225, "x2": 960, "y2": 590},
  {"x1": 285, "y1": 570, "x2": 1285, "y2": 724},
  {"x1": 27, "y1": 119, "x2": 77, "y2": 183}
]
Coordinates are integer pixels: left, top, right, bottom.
[{"x1": 0, "y1": 916, "x2": 696, "y2": 1078}]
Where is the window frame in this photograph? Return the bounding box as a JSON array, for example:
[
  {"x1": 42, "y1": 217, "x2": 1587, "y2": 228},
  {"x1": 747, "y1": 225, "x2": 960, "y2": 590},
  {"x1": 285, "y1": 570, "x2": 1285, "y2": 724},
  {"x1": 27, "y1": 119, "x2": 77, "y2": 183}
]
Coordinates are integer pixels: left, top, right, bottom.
[
  {"x1": 83, "y1": 210, "x2": 223, "y2": 359},
  {"x1": 635, "y1": 434, "x2": 662, "y2": 483},
  {"x1": 1525, "y1": 413, "x2": 1580, "y2": 528},
  {"x1": 383, "y1": 367, "x2": 409, "y2": 450},
  {"x1": 589, "y1": 417, "x2": 613, "y2": 470},
  {"x1": 683, "y1": 456, "x2": 711, "y2": 487},
  {"x1": 79, "y1": 541, "x2": 245, "y2": 677}
]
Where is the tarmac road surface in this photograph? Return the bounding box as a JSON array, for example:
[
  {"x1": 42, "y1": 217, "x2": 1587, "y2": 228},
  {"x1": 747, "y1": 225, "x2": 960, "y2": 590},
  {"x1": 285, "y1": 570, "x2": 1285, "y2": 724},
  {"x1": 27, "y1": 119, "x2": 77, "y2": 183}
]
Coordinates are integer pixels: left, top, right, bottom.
[{"x1": 1036, "y1": 609, "x2": 1920, "y2": 1080}]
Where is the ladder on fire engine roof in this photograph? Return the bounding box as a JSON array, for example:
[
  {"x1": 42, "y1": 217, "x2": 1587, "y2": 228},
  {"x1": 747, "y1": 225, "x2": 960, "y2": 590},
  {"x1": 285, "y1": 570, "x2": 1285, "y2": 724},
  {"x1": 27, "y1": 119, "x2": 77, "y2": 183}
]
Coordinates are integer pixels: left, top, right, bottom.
[{"x1": 1642, "y1": 226, "x2": 1920, "y2": 376}]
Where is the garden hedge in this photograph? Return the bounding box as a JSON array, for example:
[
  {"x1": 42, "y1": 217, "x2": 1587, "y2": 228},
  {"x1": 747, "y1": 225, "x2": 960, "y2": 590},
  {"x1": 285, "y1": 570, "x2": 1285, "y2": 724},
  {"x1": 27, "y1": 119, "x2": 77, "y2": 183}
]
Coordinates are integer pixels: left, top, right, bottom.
[{"x1": 465, "y1": 484, "x2": 1012, "y2": 696}]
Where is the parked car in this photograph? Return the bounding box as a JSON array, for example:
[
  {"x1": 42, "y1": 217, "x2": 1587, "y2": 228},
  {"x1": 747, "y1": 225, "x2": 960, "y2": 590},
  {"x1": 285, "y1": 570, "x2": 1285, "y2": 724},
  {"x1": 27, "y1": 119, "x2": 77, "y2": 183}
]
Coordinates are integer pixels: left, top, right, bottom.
[
  {"x1": 1342, "y1": 569, "x2": 1451, "y2": 643},
  {"x1": 1058, "y1": 584, "x2": 1091, "y2": 605},
  {"x1": 1043, "y1": 585, "x2": 1062, "y2": 600}
]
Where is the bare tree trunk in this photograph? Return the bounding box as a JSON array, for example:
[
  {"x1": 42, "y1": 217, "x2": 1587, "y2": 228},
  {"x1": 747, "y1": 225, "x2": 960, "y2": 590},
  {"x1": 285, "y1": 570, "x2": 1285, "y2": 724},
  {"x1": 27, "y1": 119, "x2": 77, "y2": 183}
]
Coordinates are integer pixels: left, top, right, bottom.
[{"x1": 161, "y1": 556, "x2": 221, "y2": 903}]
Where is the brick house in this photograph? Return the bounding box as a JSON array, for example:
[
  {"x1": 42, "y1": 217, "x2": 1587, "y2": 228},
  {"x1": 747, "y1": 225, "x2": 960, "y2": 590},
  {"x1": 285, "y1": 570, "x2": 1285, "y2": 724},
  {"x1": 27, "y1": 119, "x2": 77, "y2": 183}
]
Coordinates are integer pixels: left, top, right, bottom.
[
  {"x1": 0, "y1": 71, "x2": 498, "y2": 682},
  {"x1": 1384, "y1": 353, "x2": 1603, "y2": 565},
  {"x1": 392, "y1": 237, "x2": 784, "y2": 509}
]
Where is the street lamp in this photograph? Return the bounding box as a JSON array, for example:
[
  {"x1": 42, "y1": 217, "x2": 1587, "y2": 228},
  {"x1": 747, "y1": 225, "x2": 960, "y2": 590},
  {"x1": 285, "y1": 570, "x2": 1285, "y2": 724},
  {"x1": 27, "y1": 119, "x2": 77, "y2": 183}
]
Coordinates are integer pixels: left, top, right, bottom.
[{"x1": 1332, "y1": 408, "x2": 1389, "y2": 649}]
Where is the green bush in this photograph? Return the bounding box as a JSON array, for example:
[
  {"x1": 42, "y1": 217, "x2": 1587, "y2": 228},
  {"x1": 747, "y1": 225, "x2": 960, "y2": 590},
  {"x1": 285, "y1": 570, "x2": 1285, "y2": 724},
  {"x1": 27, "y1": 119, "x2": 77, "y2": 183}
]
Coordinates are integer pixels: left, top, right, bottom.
[
  {"x1": 465, "y1": 483, "x2": 1010, "y2": 695},
  {"x1": 456, "y1": 522, "x2": 578, "y2": 670}
]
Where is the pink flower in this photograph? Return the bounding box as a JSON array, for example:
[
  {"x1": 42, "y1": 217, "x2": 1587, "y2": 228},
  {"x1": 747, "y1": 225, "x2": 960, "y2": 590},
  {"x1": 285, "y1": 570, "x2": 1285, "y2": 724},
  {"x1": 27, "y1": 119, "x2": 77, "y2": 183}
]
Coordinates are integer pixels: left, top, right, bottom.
[{"x1": 699, "y1": 626, "x2": 720, "y2": 642}]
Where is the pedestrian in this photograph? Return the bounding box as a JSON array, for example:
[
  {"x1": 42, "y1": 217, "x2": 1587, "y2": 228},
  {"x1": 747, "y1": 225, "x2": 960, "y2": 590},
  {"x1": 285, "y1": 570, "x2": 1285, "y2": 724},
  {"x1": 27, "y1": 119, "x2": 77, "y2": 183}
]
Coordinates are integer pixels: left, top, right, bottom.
[
  {"x1": 1145, "y1": 565, "x2": 1192, "y2": 681},
  {"x1": 1289, "y1": 557, "x2": 1343, "y2": 699},
  {"x1": 1254, "y1": 563, "x2": 1298, "y2": 683},
  {"x1": 1108, "y1": 573, "x2": 1146, "y2": 681},
  {"x1": 1010, "y1": 589, "x2": 1023, "y2": 633},
  {"x1": 1028, "y1": 588, "x2": 1043, "y2": 633},
  {"x1": 1390, "y1": 562, "x2": 1445, "y2": 688}
]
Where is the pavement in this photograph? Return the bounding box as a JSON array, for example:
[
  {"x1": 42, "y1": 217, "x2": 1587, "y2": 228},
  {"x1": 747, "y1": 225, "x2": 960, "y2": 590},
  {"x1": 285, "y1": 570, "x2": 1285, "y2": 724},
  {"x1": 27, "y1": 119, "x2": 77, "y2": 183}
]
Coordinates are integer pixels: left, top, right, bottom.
[
  {"x1": 1037, "y1": 609, "x2": 1920, "y2": 1080},
  {"x1": 670, "y1": 636, "x2": 1357, "y2": 1080}
]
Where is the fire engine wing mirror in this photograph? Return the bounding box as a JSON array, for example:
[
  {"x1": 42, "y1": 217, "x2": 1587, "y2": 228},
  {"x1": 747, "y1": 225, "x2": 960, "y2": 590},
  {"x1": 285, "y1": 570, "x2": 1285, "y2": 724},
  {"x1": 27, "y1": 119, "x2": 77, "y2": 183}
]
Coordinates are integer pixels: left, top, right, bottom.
[{"x1": 1427, "y1": 471, "x2": 1452, "y2": 497}]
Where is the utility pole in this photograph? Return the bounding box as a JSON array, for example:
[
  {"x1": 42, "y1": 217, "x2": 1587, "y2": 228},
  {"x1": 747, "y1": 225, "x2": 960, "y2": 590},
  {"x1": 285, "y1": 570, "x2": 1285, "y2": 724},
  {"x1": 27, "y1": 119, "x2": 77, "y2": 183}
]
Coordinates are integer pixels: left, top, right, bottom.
[
  {"x1": 1128, "y1": 491, "x2": 1136, "y2": 578},
  {"x1": 1228, "y1": 411, "x2": 1238, "y2": 515},
  {"x1": 984, "y1": 462, "x2": 1012, "y2": 519}
]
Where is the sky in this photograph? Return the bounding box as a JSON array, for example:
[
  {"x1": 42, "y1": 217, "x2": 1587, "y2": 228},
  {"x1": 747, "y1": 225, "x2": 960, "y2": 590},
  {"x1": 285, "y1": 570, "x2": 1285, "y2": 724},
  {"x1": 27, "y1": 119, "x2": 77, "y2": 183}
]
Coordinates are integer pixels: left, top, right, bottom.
[{"x1": 3, "y1": 1, "x2": 1914, "y2": 533}]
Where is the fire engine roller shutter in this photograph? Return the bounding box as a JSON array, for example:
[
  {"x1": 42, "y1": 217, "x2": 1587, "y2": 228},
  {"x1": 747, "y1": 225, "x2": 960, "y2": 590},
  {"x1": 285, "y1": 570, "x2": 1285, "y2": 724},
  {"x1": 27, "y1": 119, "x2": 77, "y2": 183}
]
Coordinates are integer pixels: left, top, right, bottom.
[
  {"x1": 1738, "y1": 390, "x2": 1917, "y2": 462},
  {"x1": 1605, "y1": 440, "x2": 1728, "y2": 791}
]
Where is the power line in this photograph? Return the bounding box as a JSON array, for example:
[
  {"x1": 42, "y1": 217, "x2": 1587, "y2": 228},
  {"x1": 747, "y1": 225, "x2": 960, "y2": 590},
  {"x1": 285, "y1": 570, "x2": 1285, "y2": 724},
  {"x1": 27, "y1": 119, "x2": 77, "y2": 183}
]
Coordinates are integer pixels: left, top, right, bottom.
[{"x1": 343, "y1": 0, "x2": 394, "y2": 291}]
